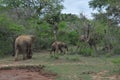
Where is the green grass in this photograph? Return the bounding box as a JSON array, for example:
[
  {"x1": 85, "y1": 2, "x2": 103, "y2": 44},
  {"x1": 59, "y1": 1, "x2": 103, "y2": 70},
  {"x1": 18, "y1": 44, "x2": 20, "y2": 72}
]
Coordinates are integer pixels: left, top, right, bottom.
[{"x1": 0, "y1": 51, "x2": 119, "y2": 80}]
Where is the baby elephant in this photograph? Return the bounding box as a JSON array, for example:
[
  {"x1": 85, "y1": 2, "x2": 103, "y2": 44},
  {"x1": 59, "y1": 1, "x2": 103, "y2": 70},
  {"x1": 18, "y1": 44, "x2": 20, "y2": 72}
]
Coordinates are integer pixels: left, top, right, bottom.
[{"x1": 50, "y1": 41, "x2": 68, "y2": 54}]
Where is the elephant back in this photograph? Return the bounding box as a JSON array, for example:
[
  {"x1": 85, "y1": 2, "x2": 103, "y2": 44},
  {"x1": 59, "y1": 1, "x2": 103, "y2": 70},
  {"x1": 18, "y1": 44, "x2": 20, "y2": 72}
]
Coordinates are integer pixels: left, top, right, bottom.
[{"x1": 15, "y1": 35, "x2": 35, "y2": 47}]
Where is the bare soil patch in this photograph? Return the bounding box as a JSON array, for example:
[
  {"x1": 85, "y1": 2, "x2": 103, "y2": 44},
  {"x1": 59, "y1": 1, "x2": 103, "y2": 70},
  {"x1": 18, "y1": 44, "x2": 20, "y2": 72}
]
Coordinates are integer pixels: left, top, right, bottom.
[
  {"x1": 91, "y1": 70, "x2": 120, "y2": 80},
  {"x1": 81, "y1": 70, "x2": 120, "y2": 80},
  {"x1": 0, "y1": 65, "x2": 56, "y2": 80}
]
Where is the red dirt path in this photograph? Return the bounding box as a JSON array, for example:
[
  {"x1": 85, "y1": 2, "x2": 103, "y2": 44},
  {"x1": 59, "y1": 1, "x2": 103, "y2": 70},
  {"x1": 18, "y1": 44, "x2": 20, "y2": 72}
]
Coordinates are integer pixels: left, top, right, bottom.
[{"x1": 0, "y1": 66, "x2": 56, "y2": 80}]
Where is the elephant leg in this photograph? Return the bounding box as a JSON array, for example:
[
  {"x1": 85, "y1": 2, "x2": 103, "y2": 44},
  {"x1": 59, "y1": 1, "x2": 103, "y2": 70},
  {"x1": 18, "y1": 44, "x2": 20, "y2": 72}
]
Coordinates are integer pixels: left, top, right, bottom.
[
  {"x1": 50, "y1": 47, "x2": 56, "y2": 57},
  {"x1": 56, "y1": 46, "x2": 59, "y2": 53},
  {"x1": 27, "y1": 48, "x2": 32, "y2": 59},
  {"x1": 52, "y1": 49, "x2": 55, "y2": 56},
  {"x1": 53, "y1": 48, "x2": 58, "y2": 56},
  {"x1": 26, "y1": 46, "x2": 29, "y2": 58},
  {"x1": 23, "y1": 52, "x2": 26, "y2": 60},
  {"x1": 59, "y1": 47, "x2": 63, "y2": 54},
  {"x1": 26, "y1": 44, "x2": 32, "y2": 59},
  {"x1": 15, "y1": 49, "x2": 19, "y2": 61},
  {"x1": 23, "y1": 48, "x2": 27, "y2": 60}
]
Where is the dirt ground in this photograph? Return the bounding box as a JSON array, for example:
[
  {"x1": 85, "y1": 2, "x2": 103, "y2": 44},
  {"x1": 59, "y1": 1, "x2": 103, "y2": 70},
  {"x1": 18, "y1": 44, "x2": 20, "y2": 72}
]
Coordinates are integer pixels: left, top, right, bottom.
[
  {"x1": 92, "y1": 70, "x2": 120, "y2": 80},
  {"x1": 0, "y1": 65, "x2": 56, "y2": 80}
]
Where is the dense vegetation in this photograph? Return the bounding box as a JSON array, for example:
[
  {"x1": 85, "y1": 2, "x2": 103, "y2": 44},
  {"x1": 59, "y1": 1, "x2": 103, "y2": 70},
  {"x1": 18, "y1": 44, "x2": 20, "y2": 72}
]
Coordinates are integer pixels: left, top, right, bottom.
[{"x1": 0, "y1": 0, "x2": 120, "y2": 57}]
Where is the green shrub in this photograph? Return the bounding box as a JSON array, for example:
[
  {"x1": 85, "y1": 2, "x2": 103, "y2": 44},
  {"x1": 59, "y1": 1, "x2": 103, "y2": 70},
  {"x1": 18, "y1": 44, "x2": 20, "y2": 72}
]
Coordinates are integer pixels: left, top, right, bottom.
[
  {"x1": 0, "y1": 14, "x2": 24, "y2": 56},
  {"x1": 68, "y1": 31, "x2": 79, "y2": 45},
  {"x1": 80, "y1": 47, "x2": 94, "y2": 56}
]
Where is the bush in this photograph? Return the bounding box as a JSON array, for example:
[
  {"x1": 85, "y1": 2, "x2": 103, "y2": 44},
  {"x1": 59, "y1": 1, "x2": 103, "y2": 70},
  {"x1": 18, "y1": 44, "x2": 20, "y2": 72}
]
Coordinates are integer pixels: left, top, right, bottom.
[
  {"x1": 79, "y1": 47, "x2": 94, "y2": 56},
  {"x1": 68, "y1": 31, "x2": 79, "y2": 45},
  {"x1": 34, "y1": 38, "x2": 53, "y2": 50},
  {"x1": 0, "y1": 14, "x2": 24, "y2": 56}
]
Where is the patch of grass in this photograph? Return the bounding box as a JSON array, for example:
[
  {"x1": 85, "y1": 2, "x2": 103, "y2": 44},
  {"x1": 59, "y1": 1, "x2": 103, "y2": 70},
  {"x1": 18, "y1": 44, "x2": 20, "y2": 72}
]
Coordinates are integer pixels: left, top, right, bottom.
[
  {"x1": 0, "y1": 52, "x2": 118, "y2": 80},
  {"x1": 112, "y1": 57, "x2": 120, "y2": 74},
  {"x1": 65, "y1": 54, "x2": 81, "y2": 61},
  {"x1": 50, "y1": 54, "x2": 60, "y2": 60},
  {"x1": 45, "y1": 64, "x2": 97, "y2": 80}
]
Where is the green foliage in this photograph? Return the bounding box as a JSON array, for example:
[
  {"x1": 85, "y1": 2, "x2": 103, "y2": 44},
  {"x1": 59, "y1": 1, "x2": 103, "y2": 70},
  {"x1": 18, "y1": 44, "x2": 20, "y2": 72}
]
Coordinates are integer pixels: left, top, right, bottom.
[
  {"x1": 89, "y1": 0, "x2": 120, "y2": 55},
  {"x1": 50, "y1": 54, "x2": 59, "y2": 60},
  {"x1": 80, "y1": 47, "x2": 94, "y2": 56},
  {"x1": 89, "y1": 0, "x2": 120, "y2": 25},
  {"x1": 112, "y1": 58, "x2": 120, "y2": 64},
  {"x1": 58, "y1": 21, "x2": 67, "y2": 30},
  {"x1": 68, "y1": 31, "x2": 79, "y2": 45},
  {"x1": 34, "y1": 21, "x2": 53, "y2": 50},
  {"x1": 0, "y1": 14, "x2": 23, "y2": 56},
  {"x1": 0, "y1": 14, "x2": 23, "y2": 32},
  {"x1": 89, "y1": 0, "x2": 108, "y2": 10},
  {"x1": 60, "y1": 13, "x2": 80, "y2": 23}
]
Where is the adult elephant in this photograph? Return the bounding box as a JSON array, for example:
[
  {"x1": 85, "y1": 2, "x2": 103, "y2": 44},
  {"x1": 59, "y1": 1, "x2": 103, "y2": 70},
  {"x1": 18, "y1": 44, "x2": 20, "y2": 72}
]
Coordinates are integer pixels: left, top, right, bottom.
[{"x1": 14, "y1": 35, "x2": 35, "y2": 61}]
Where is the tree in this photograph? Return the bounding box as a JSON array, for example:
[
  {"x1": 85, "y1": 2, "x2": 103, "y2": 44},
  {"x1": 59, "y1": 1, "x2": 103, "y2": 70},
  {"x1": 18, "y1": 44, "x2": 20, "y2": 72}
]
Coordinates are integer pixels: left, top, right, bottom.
[
  {"x1": 89, "y1": 0, "x2": 120, "y2": 25},
  {"x1": 89, "y1": 0, "x2": 120, "y2": 54},
  {"x1": 0, "y1": 0, "x2": 64, "y2": 25}
]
